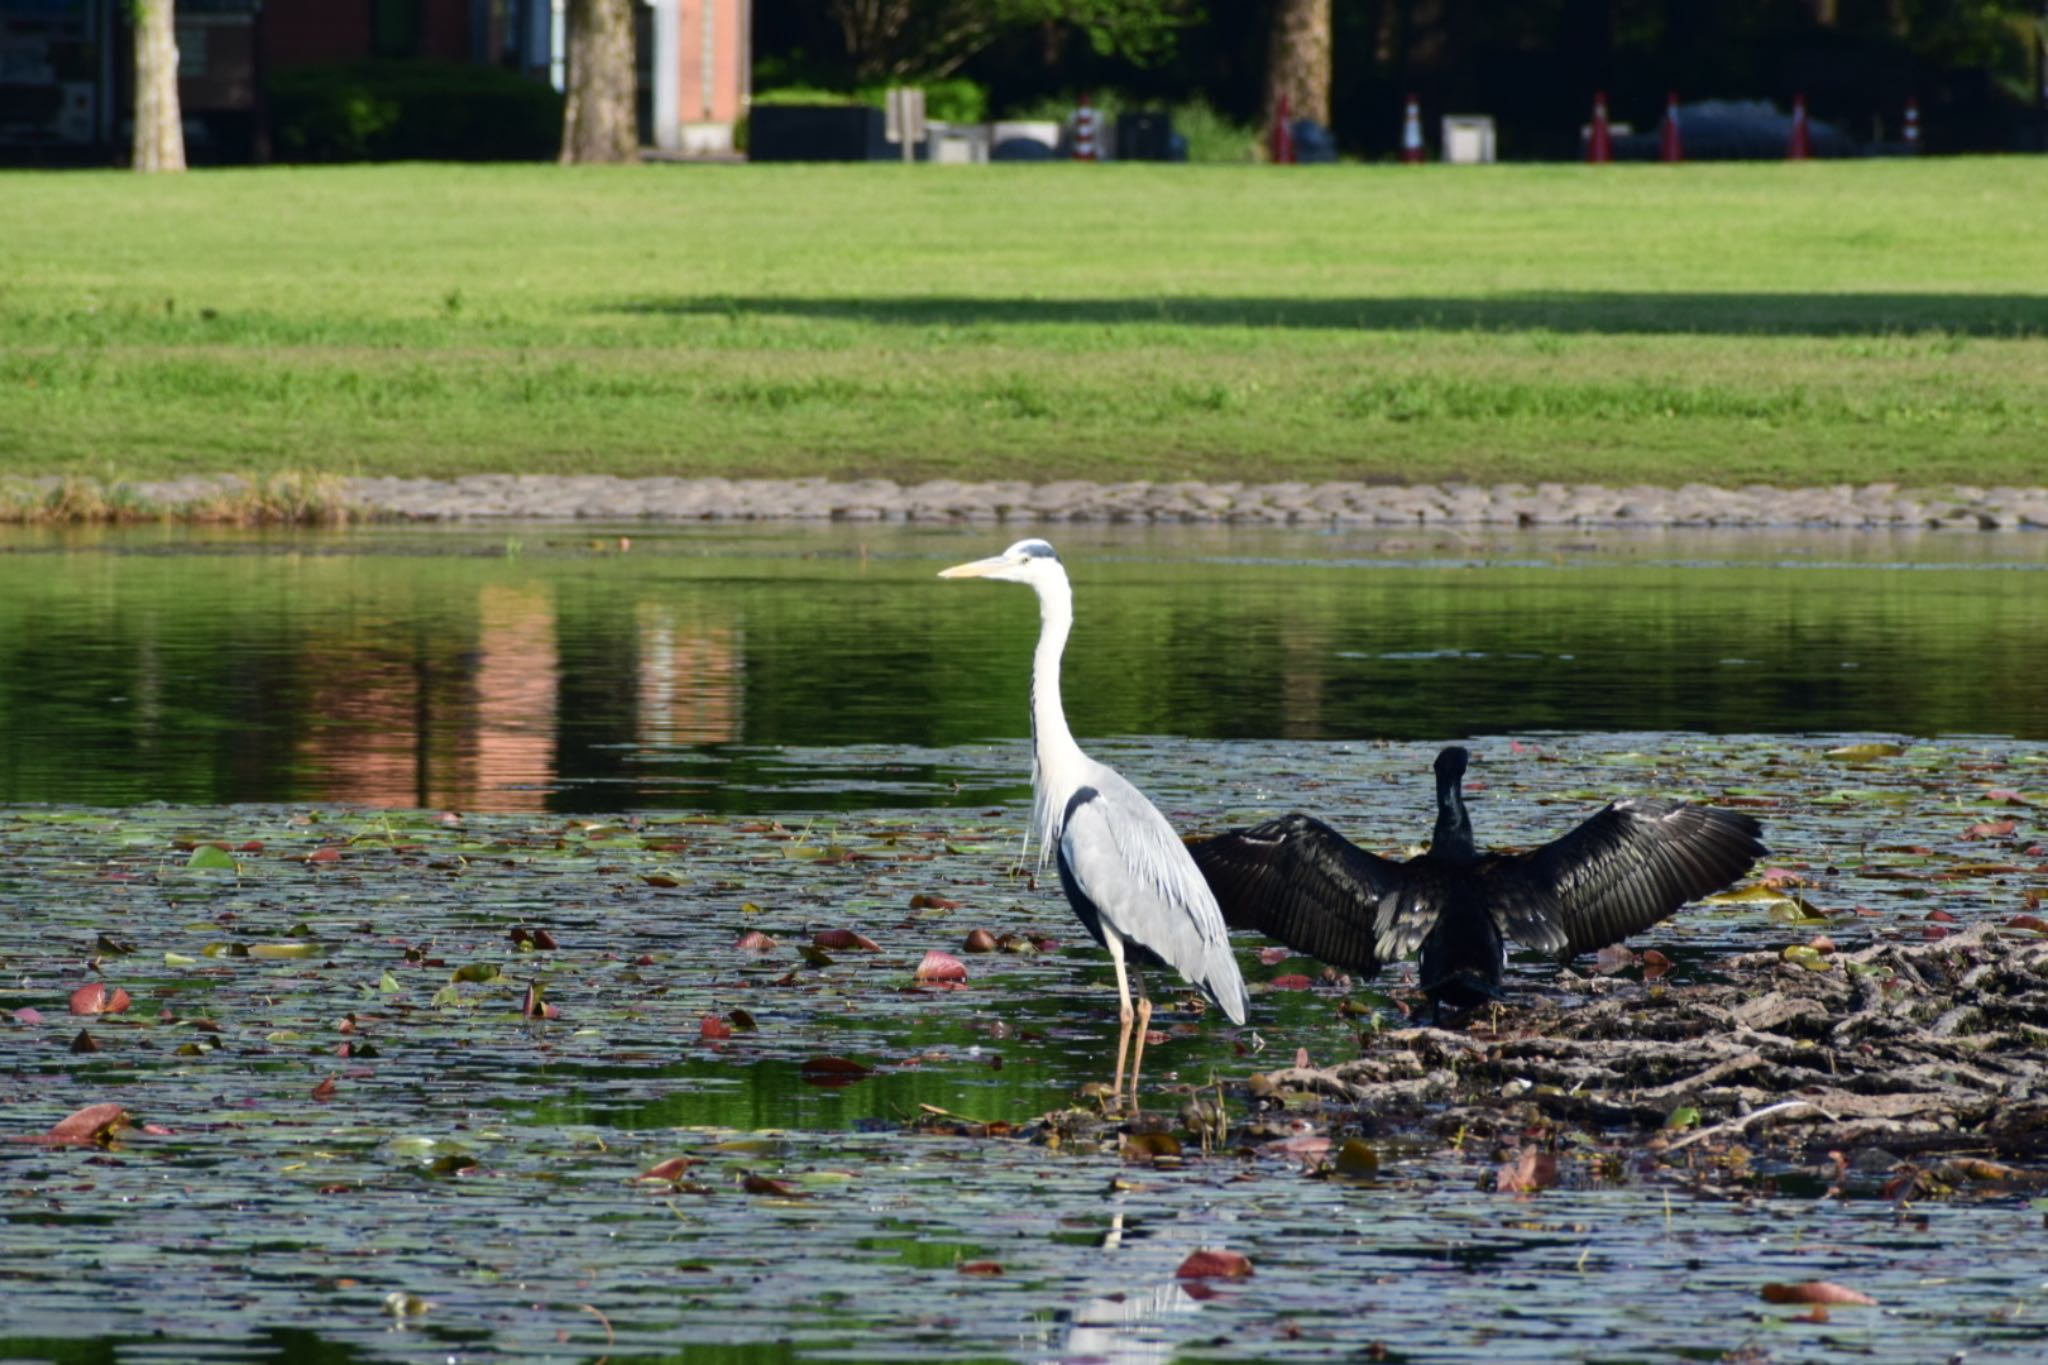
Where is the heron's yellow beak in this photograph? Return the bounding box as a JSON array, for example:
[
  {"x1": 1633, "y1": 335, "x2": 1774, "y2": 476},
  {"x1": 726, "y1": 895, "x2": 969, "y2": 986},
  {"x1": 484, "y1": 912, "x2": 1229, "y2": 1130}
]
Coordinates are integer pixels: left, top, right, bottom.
[{"x1": 938, "y1": 555, "x2": 1007, "y2": 579}]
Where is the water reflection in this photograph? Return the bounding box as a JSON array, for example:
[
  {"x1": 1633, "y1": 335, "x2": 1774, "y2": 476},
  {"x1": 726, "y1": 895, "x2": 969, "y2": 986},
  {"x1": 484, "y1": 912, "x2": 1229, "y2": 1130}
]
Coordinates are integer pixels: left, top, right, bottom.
[{"x1": 1, "y1": 523, "x2": 2044, "y2": 810}]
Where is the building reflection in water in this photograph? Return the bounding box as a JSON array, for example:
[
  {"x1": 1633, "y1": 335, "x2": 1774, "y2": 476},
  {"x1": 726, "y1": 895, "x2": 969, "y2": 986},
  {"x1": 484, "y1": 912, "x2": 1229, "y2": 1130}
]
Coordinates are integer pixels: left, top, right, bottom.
[
  {"x1": 635, "y1": 602, "x2": 742, "y2": 748},
  {"x1": 470, "y1": 584, "x2": 560, "y2": 810},
  {"x1": 301, "y1": 587, "x2": 744, "y2": 810}
]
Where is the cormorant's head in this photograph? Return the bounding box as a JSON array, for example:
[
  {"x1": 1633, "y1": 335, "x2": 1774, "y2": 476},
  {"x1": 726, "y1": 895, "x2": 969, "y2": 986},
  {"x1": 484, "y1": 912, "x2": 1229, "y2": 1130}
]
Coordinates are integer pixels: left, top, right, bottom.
[
  {"x1": 938, "y1": 538, "x2": 1062, "y2": 586},
  {"x1": 1434, "y1": 746, "x2": 1470, "y2": 784}
]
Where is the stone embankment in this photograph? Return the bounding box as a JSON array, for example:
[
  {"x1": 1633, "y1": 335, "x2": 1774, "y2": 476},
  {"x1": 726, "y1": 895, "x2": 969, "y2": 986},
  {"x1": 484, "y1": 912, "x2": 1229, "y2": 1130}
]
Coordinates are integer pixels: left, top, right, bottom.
[{"x1": 70, "y1": 474, "x2": 2048, "y2": 528}]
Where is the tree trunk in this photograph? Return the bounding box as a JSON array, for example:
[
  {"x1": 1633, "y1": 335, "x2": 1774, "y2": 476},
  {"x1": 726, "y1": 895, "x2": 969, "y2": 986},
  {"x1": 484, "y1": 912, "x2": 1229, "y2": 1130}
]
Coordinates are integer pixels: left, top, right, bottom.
[
  {"x1": 560, "y1": 0, "x2": 640, "y2": 164},
  {"x1": 1266, "y1": 0, "x2": 1333, "y2": 130},
  {"x1": 132, "y1": 0, "x2": 186, "y2": 173}
]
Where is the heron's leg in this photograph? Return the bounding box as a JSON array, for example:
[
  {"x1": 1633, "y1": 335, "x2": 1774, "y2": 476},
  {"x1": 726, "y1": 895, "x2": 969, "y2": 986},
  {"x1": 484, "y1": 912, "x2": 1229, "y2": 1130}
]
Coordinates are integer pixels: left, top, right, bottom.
[
  {"x1": 1128, "y1": 981, "x2": 1154, "y2": 1114},
  {"x1": 1105, "y1": 932, "x2": 1134, "y2": 1109}
]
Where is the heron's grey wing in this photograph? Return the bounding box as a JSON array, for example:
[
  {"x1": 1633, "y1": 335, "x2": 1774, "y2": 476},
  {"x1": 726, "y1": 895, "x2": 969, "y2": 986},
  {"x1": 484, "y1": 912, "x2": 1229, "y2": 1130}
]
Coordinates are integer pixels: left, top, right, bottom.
[
  {"x1": 1061, "y1": 770, "x2": 1250, "y2": 1025},
  {"x1": 1188, "y1": 813, "x2": 1407, "y2": 978},
  {"x1": 1481, "y1": 800, "x2": 1767, "y2": 958}
]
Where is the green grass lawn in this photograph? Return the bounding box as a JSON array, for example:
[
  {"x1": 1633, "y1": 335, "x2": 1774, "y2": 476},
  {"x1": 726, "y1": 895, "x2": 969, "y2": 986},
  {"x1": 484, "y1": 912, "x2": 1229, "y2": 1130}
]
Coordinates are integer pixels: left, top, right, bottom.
[{"x1": 3, "y1": 159, "x2": 2046, "y2": 487}]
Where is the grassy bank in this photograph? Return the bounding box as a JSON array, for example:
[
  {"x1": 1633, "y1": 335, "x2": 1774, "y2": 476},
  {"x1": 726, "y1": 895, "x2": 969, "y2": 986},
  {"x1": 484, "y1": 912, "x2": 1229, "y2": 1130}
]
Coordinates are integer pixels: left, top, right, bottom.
[{"x1": 3, "y1": 160, "x2": 2046, "y2": 487}]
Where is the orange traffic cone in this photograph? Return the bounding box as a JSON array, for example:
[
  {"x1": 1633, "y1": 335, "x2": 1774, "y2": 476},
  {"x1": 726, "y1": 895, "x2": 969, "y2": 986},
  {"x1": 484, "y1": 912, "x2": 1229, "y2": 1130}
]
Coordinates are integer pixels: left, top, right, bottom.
[
  {"x1": 1587, "y1": 90, "x2": 1612, "y2": 163},
  {"x1": 1401, "y1": 93, "x2": 1424, "y2": 164},
  {"x1": 1903, "y1": 96, "x2": 1920, "y2": 153},
  {"x1": 1660, "y1": 91, "x2": 1682, "y2": 162},
  {"x1": 1788, "y1": 93, "x2": 1811, "y2": 159},
  {"x1": 1072, "y1": 92, "x2": 1098, "y2": 161}
]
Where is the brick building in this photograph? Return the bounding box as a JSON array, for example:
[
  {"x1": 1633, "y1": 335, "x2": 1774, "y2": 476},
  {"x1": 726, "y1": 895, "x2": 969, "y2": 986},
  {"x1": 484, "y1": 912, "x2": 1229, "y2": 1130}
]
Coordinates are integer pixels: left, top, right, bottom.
[{"x1": 0, "y1": 0, "x2": 747, "y2": 162}]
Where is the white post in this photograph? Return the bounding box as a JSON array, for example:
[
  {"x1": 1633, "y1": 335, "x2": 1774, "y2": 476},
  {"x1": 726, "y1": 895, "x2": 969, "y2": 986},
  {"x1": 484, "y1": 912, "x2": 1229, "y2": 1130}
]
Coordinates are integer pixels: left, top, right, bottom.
[
  {"x1": 548, "y1": 0, "x2": 566, "y2": 92},
  {"x1": 650, "y1": 0, "x2": 678, "y2": 152}
]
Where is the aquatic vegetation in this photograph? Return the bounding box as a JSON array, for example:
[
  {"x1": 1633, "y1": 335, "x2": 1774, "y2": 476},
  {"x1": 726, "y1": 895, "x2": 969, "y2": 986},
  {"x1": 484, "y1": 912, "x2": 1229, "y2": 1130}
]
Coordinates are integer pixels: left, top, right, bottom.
[{"x1": 2, "y1": 732, "x2": 2045, "y2": 1361}]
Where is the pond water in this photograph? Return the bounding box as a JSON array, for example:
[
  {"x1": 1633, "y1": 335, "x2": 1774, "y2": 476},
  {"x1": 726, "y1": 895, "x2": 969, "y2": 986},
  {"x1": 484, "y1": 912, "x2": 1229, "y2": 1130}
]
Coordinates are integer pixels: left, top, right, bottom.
[
  {"x1": 3, "y1": 524, "x2": 2047, "y2": 1365},
  {"x1": 2, "y1": 522, "x2": 2045, "y2": 810}
]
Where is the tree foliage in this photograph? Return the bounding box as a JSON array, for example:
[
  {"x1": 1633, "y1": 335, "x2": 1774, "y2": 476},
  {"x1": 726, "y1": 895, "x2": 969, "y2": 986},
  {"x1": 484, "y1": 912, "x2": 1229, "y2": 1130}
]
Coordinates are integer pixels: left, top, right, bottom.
[{"x1": 825, "y1": 0, "x2": 1199, "y2": 81}]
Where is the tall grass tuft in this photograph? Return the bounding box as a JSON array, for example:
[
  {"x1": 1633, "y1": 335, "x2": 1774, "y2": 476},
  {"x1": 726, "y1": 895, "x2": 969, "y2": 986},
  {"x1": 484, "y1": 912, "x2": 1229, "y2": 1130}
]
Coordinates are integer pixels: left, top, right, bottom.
[{"x1": 0, "y1": 472, "x2": 359, "y2": 525}]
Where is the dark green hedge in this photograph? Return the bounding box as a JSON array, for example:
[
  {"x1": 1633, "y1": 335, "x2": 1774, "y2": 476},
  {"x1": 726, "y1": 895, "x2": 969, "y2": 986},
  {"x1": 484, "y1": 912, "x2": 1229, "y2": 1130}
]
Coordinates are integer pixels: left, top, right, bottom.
[{"x1": 270, "y1": 62, "x2": 563, "y2": 163}]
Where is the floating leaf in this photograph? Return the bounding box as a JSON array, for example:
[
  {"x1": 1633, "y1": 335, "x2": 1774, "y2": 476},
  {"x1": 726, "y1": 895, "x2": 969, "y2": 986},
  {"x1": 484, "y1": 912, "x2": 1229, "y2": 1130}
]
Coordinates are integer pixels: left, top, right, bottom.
[
  {"x1": 249, "y1": 942, "x2": 319, "y2": 961},
  {"x1": 814, "y1": 929, "x2": 880, "y2": 952},
  {"x1": 1664, "y1": 1106, "x2": 1702, "y2": 1131},
  {"x1": 47, "y1": 1103, "x2": 130, "y2": 1145},
  {"x1": 640, "y1": 1157, "x2": 696, "y2": 1182},
  {"x1": 909, "y1": 894, "x2": 962, "y2": 910},
  {"x1": 798, "y1": 1055, "x2": 872, "y2": 1086},
  {"x1": 1781, "y1": 945, "x2": 1833, "y2": 972},
  {"x1": 1176, "y1": 1249, "x2": 1253, "y2": 1280},
  {"x1": 69, "y1": 983, "x2": 129, "y2": 1015},
  {"x1": 1334, "y1": 1139, "x2": 1380, "y2": 1177},
  {"x1": 1825, "y1": 743, "x2": 1903, "y2": 761},
  {"x1": 186, "y1": 845, "x2": 238, "y2": 872},
  {"x1": 962, "y1": 928, "x2": 998, "y2": 953},
  {"x1": 915, "y1": 950, "x2": 968, "y2": 983},
  {"x1": 727, "y1": 1008, "x2": 757, "y2": 1032},
  {"x1": 70, "y1": 1029, "x2": 99, "y2": 1054},
  {"x1": 306, "y1": 847, "x2": 342, "y2": 865},
  {"x1": 735, "y1": 930, "x2": 778, "y2": 953},
  {"x1": 1964, "y1": 819, "x2": 2017, "y2": 840},
  {"x1": 1258, "y1": 947, "x2": 1293, "y2": 966},
  {"x1": 641, "y1": 873, "x2": 683, "y2": 888},
  {"x1": 958, "y1": 1261, "x2": 1003, "y2": 1276},
  {"x1": 1760, "y1": 1282, "x2": 1877, "y2": 1307},
  {"x1": 1590, "y1": 945, "x2": 1634, "y2": 975},
  {"x1": 699, "y1": 1014, "x2": 732, "y2": 1041},
  {"x1": 1267, "y1": 974, "x2": 1314, "y2": 991},
  {"x1": 1640, "y1": 949, "x2": 1673, "y2": 980},
  {"x1": 311, "y1": 1076, "x2": 337, "y2": 1102},
  {"x1": 741, "y1": 1174, "x2": 808, "y2": 1198},
  {"x1": 1495, "y1": 1149, "x2": 1559, "y2": 1193},
  {"x1": 799, "y1": 945, "x2": 835, "y2": 968},
  {"x1": 451, "y1": 962, "x2": 501, "y2": 983},
  {"x1": 1123, "y1": 1131, "x2": 1183, "y2": 1161}
]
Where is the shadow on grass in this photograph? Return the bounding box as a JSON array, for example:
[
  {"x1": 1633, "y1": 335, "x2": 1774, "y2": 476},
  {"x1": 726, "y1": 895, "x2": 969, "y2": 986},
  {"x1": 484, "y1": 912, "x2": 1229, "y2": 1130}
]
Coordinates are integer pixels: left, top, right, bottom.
[{"x1": 615, "y1": 292, "x2": 2048, "y2": 337}]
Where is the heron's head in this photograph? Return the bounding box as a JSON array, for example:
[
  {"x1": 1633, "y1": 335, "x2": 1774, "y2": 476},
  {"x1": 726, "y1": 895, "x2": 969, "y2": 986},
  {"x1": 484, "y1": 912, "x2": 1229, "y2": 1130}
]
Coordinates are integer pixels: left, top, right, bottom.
[{"x1": 937, "y1": 538, "x2": 1062, "y2": 586}]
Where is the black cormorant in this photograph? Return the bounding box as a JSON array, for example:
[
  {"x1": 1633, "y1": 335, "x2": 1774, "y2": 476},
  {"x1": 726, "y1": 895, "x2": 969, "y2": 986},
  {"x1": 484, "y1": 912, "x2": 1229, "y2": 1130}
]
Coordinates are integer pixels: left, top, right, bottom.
[{"x1": 1191, "y1": 746, "x2": 1766, "y2": 1021}]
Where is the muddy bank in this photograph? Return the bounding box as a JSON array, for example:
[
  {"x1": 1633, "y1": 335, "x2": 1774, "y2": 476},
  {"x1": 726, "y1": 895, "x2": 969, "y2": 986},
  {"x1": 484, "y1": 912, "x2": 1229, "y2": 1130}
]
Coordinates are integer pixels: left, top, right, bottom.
[
  {"x1": 34, "y1": 473, "x2": 2048, "y2": 528},
  {"x1": 1233, "y1": 922, "x2": 2048, "y2": 1164}
]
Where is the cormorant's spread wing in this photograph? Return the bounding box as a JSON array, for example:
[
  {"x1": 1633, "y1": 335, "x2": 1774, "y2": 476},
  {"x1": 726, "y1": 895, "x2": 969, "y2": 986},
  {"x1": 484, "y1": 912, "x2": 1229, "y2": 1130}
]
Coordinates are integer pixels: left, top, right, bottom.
[
  {"x1": 1189, "y1": 814, "x2": 1404, "y2": 977},
  {"x1": 1484, "y1": 800, "x2": 1766, "y2": 958}
]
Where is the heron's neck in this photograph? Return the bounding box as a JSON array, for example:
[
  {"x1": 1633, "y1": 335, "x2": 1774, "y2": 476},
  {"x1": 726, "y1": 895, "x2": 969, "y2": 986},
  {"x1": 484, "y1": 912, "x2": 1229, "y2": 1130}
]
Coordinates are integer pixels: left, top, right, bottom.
[
  {"x1": 1029, "y1": 574, "x2": 1082, "y2": 770},
  {"x1": 1028, "y1": 573, "x2": 1086, "y2": 861}
]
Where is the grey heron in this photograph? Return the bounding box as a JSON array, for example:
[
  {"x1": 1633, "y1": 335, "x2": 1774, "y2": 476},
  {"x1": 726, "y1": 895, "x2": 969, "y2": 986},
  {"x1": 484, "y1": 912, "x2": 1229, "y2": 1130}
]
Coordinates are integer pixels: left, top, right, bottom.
[
  {"x1": 940, "y1": 538, "x2": 1249, "y2": 1110},
  {"x1": 1192, "y1": 746, "x2": 1765, "y2": 1022}
]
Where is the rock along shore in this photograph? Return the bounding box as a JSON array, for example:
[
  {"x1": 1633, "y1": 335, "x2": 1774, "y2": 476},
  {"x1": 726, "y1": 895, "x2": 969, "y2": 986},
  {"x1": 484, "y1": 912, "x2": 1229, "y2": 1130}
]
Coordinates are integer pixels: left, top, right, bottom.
[{"x1": 65, "y1": 474, "x2": 2048, "y2": 529}]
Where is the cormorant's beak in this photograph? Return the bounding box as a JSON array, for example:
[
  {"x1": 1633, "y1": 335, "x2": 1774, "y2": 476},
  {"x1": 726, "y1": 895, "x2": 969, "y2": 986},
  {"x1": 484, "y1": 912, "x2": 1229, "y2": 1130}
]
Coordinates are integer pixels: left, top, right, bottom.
[{"x1": 938, "y1": 555, "x2": 1010, "y2": 579}]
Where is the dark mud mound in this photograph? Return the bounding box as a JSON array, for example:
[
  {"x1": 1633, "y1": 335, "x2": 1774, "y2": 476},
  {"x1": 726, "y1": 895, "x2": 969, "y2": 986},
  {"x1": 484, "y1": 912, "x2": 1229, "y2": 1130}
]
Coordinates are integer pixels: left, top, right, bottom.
[{"x1": 1254, "y1": 923, "x2": 2048, "y2": 1160}]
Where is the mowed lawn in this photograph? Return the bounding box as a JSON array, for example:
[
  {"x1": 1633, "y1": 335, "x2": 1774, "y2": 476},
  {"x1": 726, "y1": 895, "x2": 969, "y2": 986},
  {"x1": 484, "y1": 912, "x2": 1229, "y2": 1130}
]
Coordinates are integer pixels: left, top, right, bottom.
[{"x1": 3, "y1": 159, "x2": 2046, "y2": 486}]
